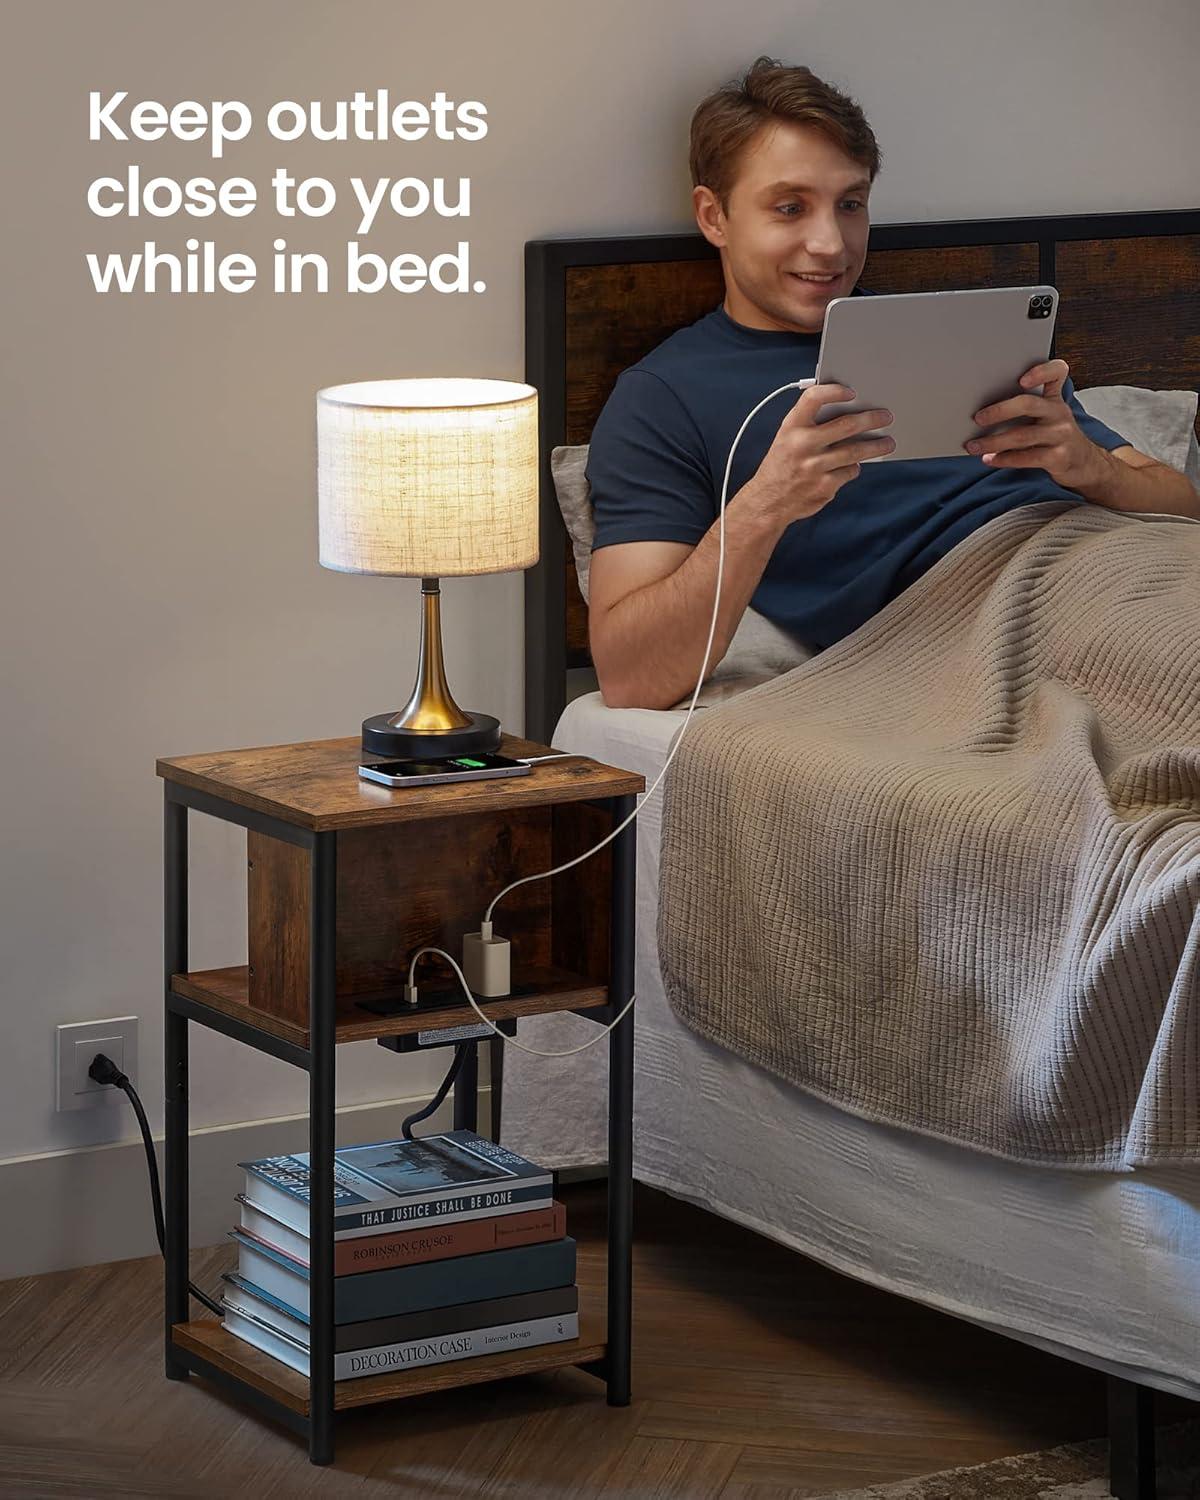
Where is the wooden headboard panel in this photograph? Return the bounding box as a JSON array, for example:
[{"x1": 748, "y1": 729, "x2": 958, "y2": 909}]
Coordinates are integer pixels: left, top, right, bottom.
[{"x1": 523, "y1": 209, "x2": 1200, "y2": 744}]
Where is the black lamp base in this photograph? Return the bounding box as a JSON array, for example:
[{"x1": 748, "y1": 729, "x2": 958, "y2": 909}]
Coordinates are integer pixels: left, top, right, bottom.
[{"x1": 361, "y1": 711, "x2": 502, "y2": 761}]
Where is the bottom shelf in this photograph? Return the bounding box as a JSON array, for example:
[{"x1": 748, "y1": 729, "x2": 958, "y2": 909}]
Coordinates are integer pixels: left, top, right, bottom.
[{"x1": 172, "y1": 1312, "x2": 608, "y2": 1413}]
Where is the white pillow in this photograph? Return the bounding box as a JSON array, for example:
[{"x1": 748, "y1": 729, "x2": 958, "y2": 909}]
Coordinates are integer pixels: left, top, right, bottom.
[
  {"x1": 1073, "y1": 385, "x2": 1199, "y2": 476},
  {"x1": 549, "y1": 445, "x2": 595, "y2": 603}
]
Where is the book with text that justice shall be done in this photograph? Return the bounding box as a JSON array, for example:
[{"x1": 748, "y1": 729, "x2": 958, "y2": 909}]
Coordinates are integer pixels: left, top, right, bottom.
[{"x1": 239, "y1": 1129, "x2": 552, "y2": 1240}]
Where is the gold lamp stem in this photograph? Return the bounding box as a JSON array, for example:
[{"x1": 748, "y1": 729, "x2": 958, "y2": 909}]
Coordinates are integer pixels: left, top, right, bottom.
[{"x1": 387, "y1": 577, "x2": 473, "y2": 733}]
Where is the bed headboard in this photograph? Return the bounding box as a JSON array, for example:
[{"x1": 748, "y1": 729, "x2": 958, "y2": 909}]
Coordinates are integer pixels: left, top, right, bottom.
[{"x1": 522, "y1": 209, "x2": 1200, "y2": 745}]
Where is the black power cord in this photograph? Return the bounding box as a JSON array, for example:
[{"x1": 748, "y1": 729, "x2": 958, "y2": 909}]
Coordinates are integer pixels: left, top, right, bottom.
[
  {"x1": 401, "y1": 1043, "x2": 470, "y2": 1140},
  {"x1": 87, "y1": 1052, "x2": 223, "y2": 1318},
  {"x1": 91, "y1": 1042, "x2": 469, "y2": 1311}
]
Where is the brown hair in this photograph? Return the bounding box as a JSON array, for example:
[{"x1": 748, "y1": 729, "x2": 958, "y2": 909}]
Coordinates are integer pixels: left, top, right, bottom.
[{"x1": 689, "y1": 55, "x2": 882, "y2": 215}]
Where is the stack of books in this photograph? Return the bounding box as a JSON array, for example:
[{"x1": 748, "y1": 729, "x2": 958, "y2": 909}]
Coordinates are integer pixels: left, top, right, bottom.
[{"x1": 219, "y1": 1129, "x2": 575, "y2": 1381}]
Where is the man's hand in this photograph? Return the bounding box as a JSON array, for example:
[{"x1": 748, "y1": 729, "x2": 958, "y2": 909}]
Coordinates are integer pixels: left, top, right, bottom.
[
  {"x1": 753, "y1": 384, "x2": 895, "y2": 526},
  {"x1": 963, "y1": 358, "x2": 1104, "y2": 492}
]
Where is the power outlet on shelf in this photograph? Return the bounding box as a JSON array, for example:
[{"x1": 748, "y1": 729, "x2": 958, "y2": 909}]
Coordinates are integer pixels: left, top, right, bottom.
[{"x1": 55, "y1": 1017, "x2": 139, "y2": 1112}]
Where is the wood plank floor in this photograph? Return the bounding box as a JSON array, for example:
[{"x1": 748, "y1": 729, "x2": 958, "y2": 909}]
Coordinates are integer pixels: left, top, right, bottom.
[{"x1": 1, "y1": 1179, "x2": 1186, "y2": 1498}]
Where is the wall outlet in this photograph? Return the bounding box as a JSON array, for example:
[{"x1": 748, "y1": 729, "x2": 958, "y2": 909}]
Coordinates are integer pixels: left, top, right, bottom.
[{"x1": 56, "y1": 1017, "x2": 138, "y2": 1112}]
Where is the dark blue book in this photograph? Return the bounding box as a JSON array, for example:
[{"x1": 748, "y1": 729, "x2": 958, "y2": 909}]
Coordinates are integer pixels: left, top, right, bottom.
[
  {"x1": 221, "y1": 1272, "x2": 578, "y2": 1354},
  {"x1": 230, "y1": 1227, "x2": 577, "y2": 1324}
]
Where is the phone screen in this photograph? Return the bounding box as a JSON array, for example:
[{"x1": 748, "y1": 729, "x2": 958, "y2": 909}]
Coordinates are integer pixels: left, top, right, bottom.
[{"x1": 364, "y1": 754, "x2": 521, "y2": 776}]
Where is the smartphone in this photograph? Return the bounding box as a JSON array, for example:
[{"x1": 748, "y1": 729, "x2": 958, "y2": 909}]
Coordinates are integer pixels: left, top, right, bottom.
[{"x1": 358, "y1": 752, "x2": 533, "y2": 788}]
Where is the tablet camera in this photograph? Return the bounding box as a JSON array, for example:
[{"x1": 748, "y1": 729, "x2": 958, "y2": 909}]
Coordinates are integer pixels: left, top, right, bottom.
[{"x1": 1027, "y1": 294, "x2": 1054, "y2": 319}]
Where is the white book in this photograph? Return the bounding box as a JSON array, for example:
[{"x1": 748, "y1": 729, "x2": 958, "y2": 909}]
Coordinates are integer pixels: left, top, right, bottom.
[
  {"x1": 236, "y1": 1195, "x2": 310, "y2": 1262},
  {"x1": 222, "y1": 1304, "x2": 579, "y2": 1382},
  {"x1": 235, "y1": 1236, "x2": 308, "y2": 1317},
  {"x1": 222, "y1": 1305, "x2": 309, "y2": 1378}
]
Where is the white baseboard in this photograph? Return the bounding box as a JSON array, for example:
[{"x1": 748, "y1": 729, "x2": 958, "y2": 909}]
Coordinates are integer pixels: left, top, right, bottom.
[{"x1": 0, "y1": 1090, "x2": 490, "y2": 1280}]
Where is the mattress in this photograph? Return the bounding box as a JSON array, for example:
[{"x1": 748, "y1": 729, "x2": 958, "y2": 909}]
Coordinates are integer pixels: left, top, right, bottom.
[{"x1": 499, "y1": 689, "x2": 1200, "y2": 1399}]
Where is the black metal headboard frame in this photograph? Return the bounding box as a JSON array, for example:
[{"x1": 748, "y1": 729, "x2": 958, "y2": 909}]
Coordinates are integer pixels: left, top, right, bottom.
[{"x1": 522, "y1": 207, "x2": 1200, "y2": 745}]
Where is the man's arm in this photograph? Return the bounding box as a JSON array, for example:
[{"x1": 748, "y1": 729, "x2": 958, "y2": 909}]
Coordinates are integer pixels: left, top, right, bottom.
[
  {"x1": 1068, "y1": 443, "x2": 1200, "y2": 519},
  {"x1": 589, "y1": 483, "x2": 789, "y2": 711},
  {"x1": 967, "y1": 360, "x2": 1200, "y2": 520}
]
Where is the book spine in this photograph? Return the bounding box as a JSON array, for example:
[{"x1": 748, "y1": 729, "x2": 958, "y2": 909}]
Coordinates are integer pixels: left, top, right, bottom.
[
  {"x1": 334, "y1": 1311, "x2": 579, "y2": 1380},
  {"x1": 333, "y1": 1237, "x2": 577, "y2": 1323},
  {"x1": 335, "y1": 1285, "x2": 578, "y2": 1354},
  {"x1": 332, "y1": 1191, "x2": 553, "y2": 1240},
  {"x1": 331, "y1": 1180, "x2": 552, "y2": 1236},
  {"x1": 334, "y1": 1201, "x2": 566, "y2": 1275}
]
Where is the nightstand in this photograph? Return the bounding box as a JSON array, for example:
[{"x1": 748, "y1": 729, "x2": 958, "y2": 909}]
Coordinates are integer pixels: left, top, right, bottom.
[{"x1": 156, "y1": 731, "x2": 644, "y2": 1465}]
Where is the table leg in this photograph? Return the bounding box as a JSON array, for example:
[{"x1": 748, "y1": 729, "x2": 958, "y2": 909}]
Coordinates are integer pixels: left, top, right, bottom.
[
  {"x1": 454, "y1": 1041, "x2": 480, "y2": 1133},
  {"x1": 164, "y1": 792, "x2": 190, "y2": 1381},
  {"x1": 606, "y1": 793, "x2": 636, "y2": 1407},
  {"x1": 489, "y1": 1034, "x2": 505, "y2": 1142},
  {"x1": 308, "y1": 831, "x2": 337, "y2": 1466}
]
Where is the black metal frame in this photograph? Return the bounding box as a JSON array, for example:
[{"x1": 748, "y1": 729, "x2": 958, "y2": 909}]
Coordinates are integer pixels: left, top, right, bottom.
[
  {"x1": 1109, "y1": 1377, "x2": 1157, "y2": 1500},
  {"x1": 162, "y1": 780, "x2": 636, "y2": 1466},
  {"x1": 523, "y1": 206, "x2": 1200, "y2": 746}
]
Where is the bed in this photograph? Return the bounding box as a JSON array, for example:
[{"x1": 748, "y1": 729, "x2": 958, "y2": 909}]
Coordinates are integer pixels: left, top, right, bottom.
[{"x1": 498, "y1": 210, "x2": 1200, "y2": 1492}]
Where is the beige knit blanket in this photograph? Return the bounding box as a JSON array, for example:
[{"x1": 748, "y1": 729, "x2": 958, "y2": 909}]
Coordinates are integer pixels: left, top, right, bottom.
[{"x1": 656, "y1": 500, "x2": 1200, "y2": 1169}]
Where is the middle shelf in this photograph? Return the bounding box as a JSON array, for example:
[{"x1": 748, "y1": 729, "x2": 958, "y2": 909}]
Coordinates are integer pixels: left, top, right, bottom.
[{"x1": 171, "y1": 962, "x2": 608, "y2": 1048}]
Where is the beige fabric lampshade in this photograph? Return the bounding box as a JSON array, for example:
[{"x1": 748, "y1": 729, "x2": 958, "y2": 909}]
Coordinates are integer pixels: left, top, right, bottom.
[{"x1": 317, "y1": 378, "x2": 539, "y2": 576}]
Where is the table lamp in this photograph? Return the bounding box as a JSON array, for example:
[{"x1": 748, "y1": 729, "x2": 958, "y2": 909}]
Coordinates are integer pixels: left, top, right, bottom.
[{"x1": 317, "y1": 378, "x2": 539, "y2": 759}]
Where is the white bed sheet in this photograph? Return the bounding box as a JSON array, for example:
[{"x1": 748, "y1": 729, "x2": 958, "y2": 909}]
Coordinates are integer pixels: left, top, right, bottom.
[{"x1": 499, "y1": 690, "x2": 1200, "y2": 1399}]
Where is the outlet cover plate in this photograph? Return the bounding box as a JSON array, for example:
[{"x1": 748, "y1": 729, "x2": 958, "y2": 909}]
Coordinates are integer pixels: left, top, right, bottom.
[{"x1": 56, "y1": 1017, "x2": 138, "y2": 1111}]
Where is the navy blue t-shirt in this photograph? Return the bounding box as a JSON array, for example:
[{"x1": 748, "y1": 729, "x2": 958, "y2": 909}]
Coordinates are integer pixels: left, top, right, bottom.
[{"x1": 586, "y1": 291, "x2": 1128, "y2": 651}]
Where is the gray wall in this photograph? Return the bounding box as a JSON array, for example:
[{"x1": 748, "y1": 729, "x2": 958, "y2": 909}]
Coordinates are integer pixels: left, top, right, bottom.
[{"x1": 3, "y1": 0, "x2": 1197, "y2": 1271}]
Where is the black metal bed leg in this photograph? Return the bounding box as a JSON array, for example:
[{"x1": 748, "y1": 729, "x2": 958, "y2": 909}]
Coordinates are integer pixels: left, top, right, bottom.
[
  {"x1": 454, "y1": 1040, "x2": 480, "y2": 1133},
  {"x1": 606, "y1": 793, "x2": 636, "y2": 1408},
  {"x1": 164, "y1": 792, "x2": 190, "y2": 1382},
  {"x1": 1108, "y1": 1376, "x2": 1155, "y2": 1500},
  {"x1": 308, "y1": 831, "x2": 337, "y2": 1467}
]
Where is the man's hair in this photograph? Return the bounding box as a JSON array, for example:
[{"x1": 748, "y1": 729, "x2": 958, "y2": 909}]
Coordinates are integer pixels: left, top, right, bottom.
[{"x1": 689, "y1": 55, "x2": 882, "y2": 215}]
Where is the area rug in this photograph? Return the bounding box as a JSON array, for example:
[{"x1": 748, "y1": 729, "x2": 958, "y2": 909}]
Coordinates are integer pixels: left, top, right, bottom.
[{"x1": 813, "y1": 1420, "x2": 1200, "y2": 1499}]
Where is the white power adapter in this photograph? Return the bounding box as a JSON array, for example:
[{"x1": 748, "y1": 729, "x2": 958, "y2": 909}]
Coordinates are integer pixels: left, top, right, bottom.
[{"x1": 462, "y1": 920, "x2": 511, "y2": 997}]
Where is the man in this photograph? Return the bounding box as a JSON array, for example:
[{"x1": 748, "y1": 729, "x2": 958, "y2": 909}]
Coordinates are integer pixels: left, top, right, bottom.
[{"x1": 587, "y1": 56, "x2": 1199, "y2": 711}]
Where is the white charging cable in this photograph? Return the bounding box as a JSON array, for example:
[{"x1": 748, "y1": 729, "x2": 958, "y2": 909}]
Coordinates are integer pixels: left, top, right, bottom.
[{"x1": 408, "y1": 378, "x2": 814, "y2": 1057}]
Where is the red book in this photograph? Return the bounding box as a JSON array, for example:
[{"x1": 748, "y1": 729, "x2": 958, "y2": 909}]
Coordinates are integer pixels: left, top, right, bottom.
[{"x1": 235, "y1": 1194, "x2": 567, "y2": 1276}]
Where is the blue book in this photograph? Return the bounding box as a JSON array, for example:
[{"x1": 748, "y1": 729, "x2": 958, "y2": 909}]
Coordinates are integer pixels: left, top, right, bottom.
[
  {"x1": 220, "y1": 1271, "x2": 577, "y2": 1354},
  {"x1": 230, "y1": 1227, "x2": 577, "y2": 1325},
  {"x1": 239, "y1": 1129, "x2": 552, "y2": 1240}
]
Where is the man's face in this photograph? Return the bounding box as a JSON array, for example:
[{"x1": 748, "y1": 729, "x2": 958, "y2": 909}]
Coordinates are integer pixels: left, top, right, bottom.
[{"x1": 694, "y1": 120, "x2": 872, "y2": 334}]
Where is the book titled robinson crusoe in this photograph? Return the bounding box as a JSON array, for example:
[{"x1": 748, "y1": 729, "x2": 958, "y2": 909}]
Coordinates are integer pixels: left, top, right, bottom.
[
  {"x1": 239, "y1": 1129, "x2": 552, "y2": 1240},
  {"x1": 230, "y1": 1228, "x2": 577, "y2": 1324},
  {"x1": 235, "y1": 1194, "x2": 568, "y2": 1275}
]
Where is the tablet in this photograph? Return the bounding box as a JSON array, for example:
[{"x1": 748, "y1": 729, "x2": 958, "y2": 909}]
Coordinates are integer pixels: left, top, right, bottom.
[{"x1": 813, "y1": 285, "x2": 1059, "y2": 462}]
